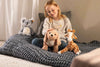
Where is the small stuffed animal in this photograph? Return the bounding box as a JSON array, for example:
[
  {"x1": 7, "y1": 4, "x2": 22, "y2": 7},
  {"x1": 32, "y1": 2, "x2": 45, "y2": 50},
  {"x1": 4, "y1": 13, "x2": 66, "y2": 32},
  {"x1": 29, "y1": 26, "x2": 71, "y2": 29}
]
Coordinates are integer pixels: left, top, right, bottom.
[
  {"x1": 18, "y1": 18, "x2": 34, "y2": 36},
  {"x1": 58, "y1": 29, "x2": 81, "y2": 54},
  {"x1": 42, "y1": 29, "x2": 61, "y2": 53}
]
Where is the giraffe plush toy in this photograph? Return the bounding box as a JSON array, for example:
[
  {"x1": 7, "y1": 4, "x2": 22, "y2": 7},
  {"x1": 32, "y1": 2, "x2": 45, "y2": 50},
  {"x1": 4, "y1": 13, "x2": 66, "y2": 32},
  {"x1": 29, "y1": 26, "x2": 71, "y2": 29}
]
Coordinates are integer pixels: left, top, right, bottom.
[{"x1": 58, "y1": 29, "x2": 81, "y2": 54}]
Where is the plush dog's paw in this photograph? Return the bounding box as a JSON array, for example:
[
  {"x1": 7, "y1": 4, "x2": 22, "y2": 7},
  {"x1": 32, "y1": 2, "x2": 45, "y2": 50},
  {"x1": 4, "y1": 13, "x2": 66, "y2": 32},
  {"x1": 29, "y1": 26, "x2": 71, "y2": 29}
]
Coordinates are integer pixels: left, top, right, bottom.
[{"x1": 42, "y1": 46, "x2": 48, "y2": 51}]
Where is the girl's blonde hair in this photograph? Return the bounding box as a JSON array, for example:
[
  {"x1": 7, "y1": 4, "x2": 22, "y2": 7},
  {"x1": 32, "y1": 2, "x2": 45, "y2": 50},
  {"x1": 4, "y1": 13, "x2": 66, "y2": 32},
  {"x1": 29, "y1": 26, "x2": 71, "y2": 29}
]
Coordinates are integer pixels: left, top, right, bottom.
[{"x1": 44, "y1": 0, "x2": 66, "y2": 23}]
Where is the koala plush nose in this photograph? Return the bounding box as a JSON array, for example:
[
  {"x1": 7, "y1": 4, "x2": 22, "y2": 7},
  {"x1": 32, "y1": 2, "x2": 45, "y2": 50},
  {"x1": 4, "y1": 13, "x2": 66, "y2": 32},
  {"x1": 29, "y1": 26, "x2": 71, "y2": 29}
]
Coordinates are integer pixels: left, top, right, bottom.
[
  {"x1": 26, "y1": 22, "x2": 28, "y2": 25},
  {"x1": 51, "y1": 34, "x2": 53, "y2": 36}
]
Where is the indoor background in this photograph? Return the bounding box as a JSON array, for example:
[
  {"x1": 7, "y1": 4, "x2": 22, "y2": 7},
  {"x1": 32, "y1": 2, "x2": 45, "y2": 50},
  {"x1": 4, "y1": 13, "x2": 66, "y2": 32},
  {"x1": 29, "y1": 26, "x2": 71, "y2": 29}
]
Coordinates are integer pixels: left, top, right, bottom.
[{"x1": 0, "y1": 0, "x2": 100, "y2": 42}]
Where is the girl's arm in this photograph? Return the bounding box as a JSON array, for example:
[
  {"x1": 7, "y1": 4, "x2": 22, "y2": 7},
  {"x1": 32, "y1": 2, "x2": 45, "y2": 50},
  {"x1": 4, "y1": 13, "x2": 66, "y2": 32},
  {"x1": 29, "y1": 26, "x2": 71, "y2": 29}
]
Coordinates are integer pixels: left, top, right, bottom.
[{"x1": 42, "y1": 18, "x2": 50, "y2": 35}]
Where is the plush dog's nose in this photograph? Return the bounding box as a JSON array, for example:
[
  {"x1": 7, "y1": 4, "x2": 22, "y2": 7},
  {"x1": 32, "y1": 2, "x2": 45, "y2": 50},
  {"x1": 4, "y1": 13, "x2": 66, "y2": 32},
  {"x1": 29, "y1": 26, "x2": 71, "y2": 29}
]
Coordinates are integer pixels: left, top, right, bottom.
[{"x1": 51, "y1": 34, "x2": 53, "y2": 36}]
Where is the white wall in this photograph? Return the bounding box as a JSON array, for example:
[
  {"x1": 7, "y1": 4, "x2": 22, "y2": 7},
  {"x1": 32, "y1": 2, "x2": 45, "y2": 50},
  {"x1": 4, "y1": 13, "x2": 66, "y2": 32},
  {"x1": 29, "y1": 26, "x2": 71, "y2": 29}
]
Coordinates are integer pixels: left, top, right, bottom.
[
  {"x1": 0, "y1": 0, "x2": 39, "y2": 40},
  {"x1": 0, "y1": 0, "x2": 6, "y2": 40},
  {"x1": 39, "y1": 0, "x2": 100, "y2": 42}
]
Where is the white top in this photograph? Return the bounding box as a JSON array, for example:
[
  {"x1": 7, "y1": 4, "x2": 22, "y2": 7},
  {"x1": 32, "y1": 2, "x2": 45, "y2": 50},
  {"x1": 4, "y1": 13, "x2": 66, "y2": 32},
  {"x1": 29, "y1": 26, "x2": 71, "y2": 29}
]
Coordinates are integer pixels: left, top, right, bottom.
[{"x1": 42, "y1": 17, "x2": 72, "y2": 42}]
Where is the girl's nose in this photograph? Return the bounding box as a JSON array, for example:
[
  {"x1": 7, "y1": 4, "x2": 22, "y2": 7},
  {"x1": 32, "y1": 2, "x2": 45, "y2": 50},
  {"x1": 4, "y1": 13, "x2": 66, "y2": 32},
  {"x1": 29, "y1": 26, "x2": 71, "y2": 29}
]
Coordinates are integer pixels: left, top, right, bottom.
[{"x1": 50, "y1": 11, "x2": 53, "y2": 14}]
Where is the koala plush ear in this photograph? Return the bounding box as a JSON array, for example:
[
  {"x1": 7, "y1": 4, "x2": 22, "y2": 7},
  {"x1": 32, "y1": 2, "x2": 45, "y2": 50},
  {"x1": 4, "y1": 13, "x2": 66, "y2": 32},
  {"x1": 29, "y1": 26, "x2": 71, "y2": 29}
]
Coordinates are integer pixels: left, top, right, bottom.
[
  {"x1": 31, "y1": 20, "x2": 34, "y2": 23},
  {"x1": 29, "y1": 18, "x2": 34, "y2": 23},
  {"x1": 21, "y1": 18, "x2": 26, "y2": 23}
]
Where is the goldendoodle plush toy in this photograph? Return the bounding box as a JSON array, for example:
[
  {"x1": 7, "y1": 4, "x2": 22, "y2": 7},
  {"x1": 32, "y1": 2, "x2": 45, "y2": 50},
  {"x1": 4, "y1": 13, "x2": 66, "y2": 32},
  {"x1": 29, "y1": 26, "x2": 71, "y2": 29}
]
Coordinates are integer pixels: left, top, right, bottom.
[
  {"x1": 58, "y1": 29, "x2": 81, "y2": 54},
  {"x1": 42, "y1": 29, "x2": 61, "y2": 53},
  {"x1": 18, "y1": 18, "x2": 34, "y2": 36}
]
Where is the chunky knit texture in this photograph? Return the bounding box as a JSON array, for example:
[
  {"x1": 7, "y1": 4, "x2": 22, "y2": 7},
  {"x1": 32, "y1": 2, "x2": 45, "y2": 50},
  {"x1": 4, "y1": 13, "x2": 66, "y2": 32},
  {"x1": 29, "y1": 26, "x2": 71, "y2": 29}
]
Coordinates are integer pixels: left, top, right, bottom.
[{"x1": 0, "y1": 34, "x2": 100, "y2": 67}]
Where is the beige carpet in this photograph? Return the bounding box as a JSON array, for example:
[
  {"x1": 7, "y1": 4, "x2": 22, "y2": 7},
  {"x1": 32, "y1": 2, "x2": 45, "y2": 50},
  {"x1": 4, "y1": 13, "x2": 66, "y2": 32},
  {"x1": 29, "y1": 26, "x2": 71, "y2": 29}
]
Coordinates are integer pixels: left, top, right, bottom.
[{"x1": 0, "y1": 54, "x2": 51, "y2": 67}]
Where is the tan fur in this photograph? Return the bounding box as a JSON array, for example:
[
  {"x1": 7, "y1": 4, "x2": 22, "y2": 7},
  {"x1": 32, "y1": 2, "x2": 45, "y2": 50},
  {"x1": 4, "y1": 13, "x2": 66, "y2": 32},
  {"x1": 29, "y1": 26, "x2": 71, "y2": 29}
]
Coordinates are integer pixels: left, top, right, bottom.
[
  {"x1": 59, "y1": 29, "x2": 81, "y2": 54},
  {"x1": 42, "y1": 29, "x2": 61, "y2": 52}
]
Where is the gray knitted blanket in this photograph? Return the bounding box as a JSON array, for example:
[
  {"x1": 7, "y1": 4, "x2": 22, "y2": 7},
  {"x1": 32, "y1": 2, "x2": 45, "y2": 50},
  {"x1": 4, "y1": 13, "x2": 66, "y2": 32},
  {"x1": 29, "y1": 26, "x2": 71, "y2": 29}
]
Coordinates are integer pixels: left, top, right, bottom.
[{"x1": 0, "y1": 34, "x2": 100, "y2": 67}]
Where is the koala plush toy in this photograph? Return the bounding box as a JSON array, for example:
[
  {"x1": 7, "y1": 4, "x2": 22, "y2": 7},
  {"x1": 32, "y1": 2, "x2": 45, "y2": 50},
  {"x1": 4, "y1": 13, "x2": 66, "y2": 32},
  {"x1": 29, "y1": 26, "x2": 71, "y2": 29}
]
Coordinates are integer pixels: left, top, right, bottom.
[{"x1": 18, "y1": 18, "x2": 34, "y2": 36}]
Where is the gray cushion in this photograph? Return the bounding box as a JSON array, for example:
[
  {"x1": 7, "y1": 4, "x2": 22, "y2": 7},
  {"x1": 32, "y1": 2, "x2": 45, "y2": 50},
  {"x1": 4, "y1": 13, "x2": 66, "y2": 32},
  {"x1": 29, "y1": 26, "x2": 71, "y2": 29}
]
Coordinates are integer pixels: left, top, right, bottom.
[
  {"x1": 37, "y1": 11, "x2": 72, "y2": 37},
  {"x1": 37, "y1": 21, "x2": 44, "y2": 37}
]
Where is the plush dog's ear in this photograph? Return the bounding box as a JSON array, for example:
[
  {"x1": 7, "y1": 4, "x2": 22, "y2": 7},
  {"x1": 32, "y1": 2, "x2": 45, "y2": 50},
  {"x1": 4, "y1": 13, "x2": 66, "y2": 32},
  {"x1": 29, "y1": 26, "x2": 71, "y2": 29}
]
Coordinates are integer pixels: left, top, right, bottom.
[
  {"x1": 65, "y1": 33, "x2": 69, "y2": 37},
  {"x1": 44, "y1": 33, "x2": 48, "y2": 43},
  {"x1": 55, "y1": 35, "x2": 61, "y2": 46}
]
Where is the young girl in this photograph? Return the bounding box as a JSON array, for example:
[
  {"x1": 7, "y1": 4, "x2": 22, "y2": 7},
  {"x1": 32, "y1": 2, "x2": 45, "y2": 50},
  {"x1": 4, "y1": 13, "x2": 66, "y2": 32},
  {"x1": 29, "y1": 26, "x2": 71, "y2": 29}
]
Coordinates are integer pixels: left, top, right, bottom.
[{"x1": 32, "y1": 0, "x2": 72, "y2": 51}]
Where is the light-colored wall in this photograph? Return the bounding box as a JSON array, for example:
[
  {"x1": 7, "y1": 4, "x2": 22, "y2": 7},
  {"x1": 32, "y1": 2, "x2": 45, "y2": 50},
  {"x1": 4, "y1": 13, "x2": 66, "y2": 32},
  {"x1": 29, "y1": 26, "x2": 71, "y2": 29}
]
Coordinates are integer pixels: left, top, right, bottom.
[
  {"x1": 0, "y1": 0, "x2": 39, "y2": 40},
  {"x1": 39, "y1": 0, "x2": 100, "y2": 42},
  {"x1": 0, "y1": 0, "x2": 100, "y2": 42}
]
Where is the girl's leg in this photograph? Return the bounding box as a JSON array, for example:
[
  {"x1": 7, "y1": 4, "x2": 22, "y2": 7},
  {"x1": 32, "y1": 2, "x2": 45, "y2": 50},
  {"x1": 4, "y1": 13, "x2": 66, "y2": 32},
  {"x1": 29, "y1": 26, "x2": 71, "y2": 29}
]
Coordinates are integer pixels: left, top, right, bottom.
[
  {"x1": 31, "y1": 38, "x2": 43, "y2": 48},
  {"x1": 59, "y1": 41, "x2": 67, "y2": 51}
]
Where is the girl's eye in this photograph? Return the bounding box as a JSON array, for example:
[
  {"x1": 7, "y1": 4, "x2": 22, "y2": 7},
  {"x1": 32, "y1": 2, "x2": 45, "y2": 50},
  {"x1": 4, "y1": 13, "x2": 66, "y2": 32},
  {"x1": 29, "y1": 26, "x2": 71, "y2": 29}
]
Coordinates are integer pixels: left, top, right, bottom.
[
  {"x1": 48, "y1": 11, "x2": 51, "y2": 13},
  {"x1": 49, "y1": 32, "x2": 51, "y2": 34},
  {"x1": 54, "y1": 34, "x2": 56, "y2": 35}
]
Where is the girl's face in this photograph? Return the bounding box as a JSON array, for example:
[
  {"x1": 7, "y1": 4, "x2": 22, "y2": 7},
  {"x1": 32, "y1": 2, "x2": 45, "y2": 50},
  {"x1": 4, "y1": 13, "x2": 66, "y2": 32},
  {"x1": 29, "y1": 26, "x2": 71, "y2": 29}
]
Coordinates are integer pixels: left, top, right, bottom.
[{"x1": 46, "y1": 5, "x2": 59, "y2": 19}]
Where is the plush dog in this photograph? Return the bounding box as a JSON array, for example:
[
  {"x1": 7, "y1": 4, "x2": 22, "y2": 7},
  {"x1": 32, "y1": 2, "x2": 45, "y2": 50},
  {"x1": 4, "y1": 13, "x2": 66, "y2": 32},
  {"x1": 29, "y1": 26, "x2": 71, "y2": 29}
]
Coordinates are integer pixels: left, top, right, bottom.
[
  {"x1": 58, "y1": 29, "x2": 81, "y2": 54},
  {"x1": 18, "y1": 18, "x2": 34, "y2": 36},
  {"x1": 42, "y1": 29, "x2": 61, "y2": 53}
]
